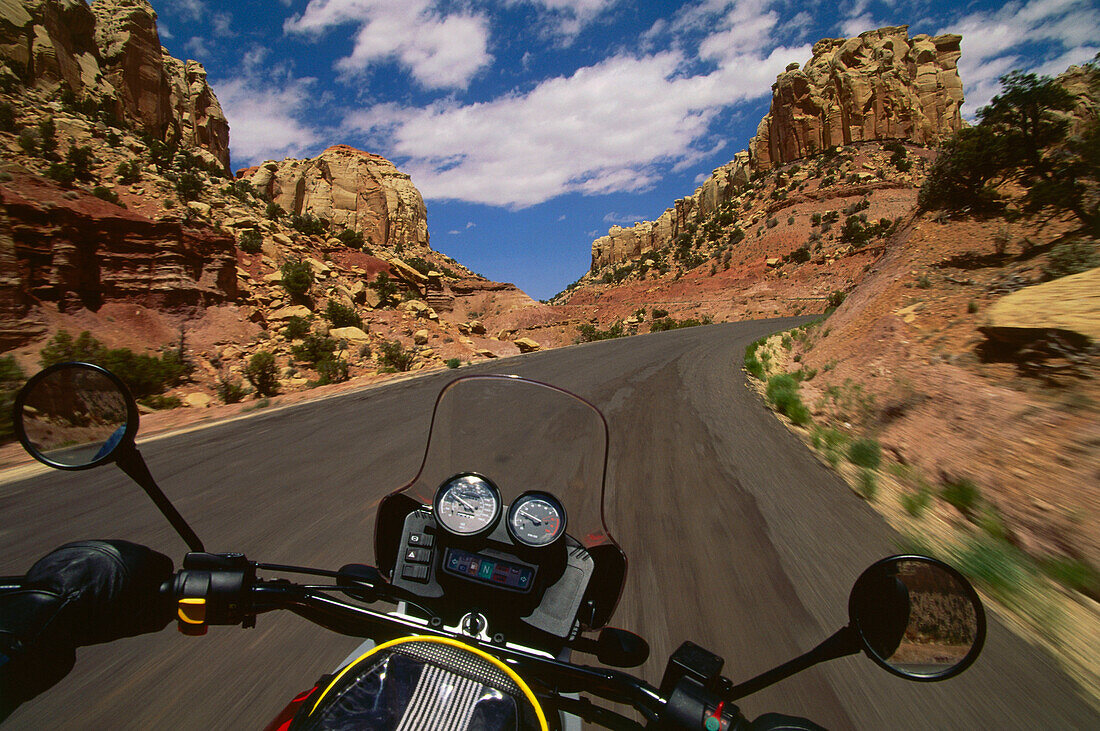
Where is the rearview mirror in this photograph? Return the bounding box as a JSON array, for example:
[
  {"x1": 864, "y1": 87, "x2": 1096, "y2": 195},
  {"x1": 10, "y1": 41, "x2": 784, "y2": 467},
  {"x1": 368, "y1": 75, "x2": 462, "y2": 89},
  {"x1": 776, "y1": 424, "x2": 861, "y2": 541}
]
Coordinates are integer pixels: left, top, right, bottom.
[
  {"x1": 14, "y1": 362, "x2": 138, "y2": 470},
  {"x1": 849, "y1": 555, "x2": 985, "y2": 681}
]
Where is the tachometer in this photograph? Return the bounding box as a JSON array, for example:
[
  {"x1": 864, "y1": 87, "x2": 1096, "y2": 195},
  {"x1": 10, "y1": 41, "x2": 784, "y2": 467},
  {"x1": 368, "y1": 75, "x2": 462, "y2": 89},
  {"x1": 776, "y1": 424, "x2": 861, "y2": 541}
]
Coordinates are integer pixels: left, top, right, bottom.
[
  {"x1": 434, "y1": 474, "x2": 501, "y2": 538},
  {"x1": 507, "y1": 492, "x2": 566, "y2": 548}
]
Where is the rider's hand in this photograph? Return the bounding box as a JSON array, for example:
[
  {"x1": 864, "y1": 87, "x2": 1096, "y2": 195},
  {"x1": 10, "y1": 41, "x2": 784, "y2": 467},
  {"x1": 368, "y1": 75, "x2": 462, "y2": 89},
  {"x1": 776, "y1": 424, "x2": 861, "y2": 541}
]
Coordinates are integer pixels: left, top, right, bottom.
[{"x1": 0, "y1": 540, "x2": 173, "y2": 715}]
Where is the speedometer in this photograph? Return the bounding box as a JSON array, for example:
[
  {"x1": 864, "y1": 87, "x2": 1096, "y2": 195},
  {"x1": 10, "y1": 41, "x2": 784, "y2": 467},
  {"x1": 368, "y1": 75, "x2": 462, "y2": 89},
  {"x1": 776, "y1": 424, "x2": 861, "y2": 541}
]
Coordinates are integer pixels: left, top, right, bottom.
[
  {"x1": 434, "y1": 474, "x2": 501, "y2": 537},
  {"x1": 507, "y1": 492, "x2": 566, "y2": 547}
]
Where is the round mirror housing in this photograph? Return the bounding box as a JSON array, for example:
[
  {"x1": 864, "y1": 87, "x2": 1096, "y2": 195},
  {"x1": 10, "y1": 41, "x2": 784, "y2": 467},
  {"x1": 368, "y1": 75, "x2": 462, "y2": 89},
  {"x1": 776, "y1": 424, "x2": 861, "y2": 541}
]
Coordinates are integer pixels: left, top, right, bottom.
[
  {"x1": 849, "y1": 555, "x2": 985, "y2": 681},
  {"x1": 14, "y1": 362, "x2": 138, "y2": 470}
]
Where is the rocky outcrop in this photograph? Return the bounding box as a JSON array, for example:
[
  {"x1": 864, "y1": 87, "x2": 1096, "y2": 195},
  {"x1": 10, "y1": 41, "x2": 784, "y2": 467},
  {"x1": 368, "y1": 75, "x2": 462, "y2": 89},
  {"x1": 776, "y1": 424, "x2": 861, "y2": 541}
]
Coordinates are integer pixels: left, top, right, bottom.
[
  {"x1": 982, "y1": 267, "x2": 1100, "y2": 342},
  {"x1": 0, "y1": 168, "x2": 237, "y2": 348},
  {"x1": 243, "y1": 145, "x2": 430, "y2": 252},
  {"x1": 750, "y1": 26, "x2": 963, "y2": 170},
  {"x1": 591, "y1": 152, "x2": 751, "y2": 268},
  {"x1": 0, "y1": 0, "x2": 229, "y2": 171},
  {"x1": 589, "y1": 25, "x2": 963, "y2": 271}
]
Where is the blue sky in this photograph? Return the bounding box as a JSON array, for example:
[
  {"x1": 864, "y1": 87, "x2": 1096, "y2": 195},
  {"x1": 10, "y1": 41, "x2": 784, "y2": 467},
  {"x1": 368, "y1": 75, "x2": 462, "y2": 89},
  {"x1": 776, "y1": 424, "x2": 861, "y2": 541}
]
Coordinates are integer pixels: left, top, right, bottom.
[{"x1": 156, "y1": 0, "x2": 1098, "y2": 300}]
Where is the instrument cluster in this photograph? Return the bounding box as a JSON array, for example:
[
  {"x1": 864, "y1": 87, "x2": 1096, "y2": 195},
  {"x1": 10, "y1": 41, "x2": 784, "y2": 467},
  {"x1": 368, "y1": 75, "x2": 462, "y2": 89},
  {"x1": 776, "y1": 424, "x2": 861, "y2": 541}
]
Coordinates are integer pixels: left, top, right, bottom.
[{"x1": 433, "y1": 473, "x2": 566, "y2": 548}]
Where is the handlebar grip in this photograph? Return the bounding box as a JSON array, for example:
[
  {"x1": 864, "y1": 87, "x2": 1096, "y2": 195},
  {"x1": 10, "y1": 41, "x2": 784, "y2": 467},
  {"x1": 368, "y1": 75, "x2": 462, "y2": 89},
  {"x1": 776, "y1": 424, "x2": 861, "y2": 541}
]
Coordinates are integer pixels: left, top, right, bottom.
[{"x1": 168, "y1": 555, "x2": 257, "y2": 633}]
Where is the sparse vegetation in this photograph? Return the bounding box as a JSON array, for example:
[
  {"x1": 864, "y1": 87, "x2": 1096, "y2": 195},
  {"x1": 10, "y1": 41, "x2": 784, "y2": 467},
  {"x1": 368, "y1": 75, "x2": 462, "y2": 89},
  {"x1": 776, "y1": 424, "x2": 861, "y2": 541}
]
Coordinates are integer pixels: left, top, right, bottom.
[
  {"x1": 445, "y1": 358, "x2": 461, "y2": 369},
  {"x1": 1041, "y1": 240, "x2": 1099, "y2": 280},
  {"x1": 238, "y1": 229, "x2": 263, "y2": 254},
  {"x1": 847, "y1": 438, "x2": 882, "y2": 470},
  {"x1": 942, "y1": 478, "x2": 981, "y2": 516},
  {"x1": 291, "y1": 334, "x2": 337, "y2": 365},
  {"x1": 283, "y1": 316, "x2": 311, "y2": 340},
  {"x1": 216, "y1": 372, "x2": 247, "y2": 404},
  {"x1": 243, "y1": 351, "x2": 279, "y2": 397},
  {"x1": 281, "y1": 259, "x2": 314, "y2": 296},
  {"x1": 378, "y1": 340, "x2": 414, "y2": 372},
  {"x1": 369, "y1": 272, "x2": 398, "y2": 305},
  {"x1": 765, "y1": 373, "x2": 810, "y2": 425},
  {"x1": 38, "y1": 330, "x2": 190, "y2": 399},
  {"x1": 175, "y1": 172, "x2": 203, "y2": 201},
  {"x1": 576, "y1": 321, "x2": 626, "y2": 342},
  {"x1": 324, "y1": 300, "x2": 363, "y2": 329}
]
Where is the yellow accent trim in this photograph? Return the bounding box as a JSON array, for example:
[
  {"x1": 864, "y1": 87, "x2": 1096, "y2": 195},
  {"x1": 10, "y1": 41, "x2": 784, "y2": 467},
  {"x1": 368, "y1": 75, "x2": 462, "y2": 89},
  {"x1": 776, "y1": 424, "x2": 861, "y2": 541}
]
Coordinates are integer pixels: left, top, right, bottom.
[
  {"x1": 309, "y1": 635, "x2": 548, "y2": 731},
  {"x1": 177, "y1": 598, "x2": 206, "y2": 624}
]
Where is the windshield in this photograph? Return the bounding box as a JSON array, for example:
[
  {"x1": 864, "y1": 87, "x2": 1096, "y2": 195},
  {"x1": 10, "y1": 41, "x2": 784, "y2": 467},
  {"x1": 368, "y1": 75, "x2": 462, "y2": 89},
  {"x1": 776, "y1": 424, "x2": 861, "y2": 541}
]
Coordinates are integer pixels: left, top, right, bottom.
[{"x1": 393, "y1": 375, "x2": 616, "y2": 550}]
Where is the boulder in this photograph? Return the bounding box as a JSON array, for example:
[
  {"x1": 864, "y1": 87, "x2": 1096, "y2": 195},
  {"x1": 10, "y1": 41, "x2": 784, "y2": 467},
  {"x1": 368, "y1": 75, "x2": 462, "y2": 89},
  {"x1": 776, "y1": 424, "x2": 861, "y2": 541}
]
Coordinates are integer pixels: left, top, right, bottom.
[
  {"x1": 413, "y1": 329, "x2": 429, "y2": 345},
  {"x1": 515, "y1": 338, "x2": 540, "y2": 353},
  {"x1": 475, "y1": 349, "x2": 498, "y2": 359},
  {"x1": 268, "y1": 305, "x2": 313, "y2": 320},
  {"x1": 183, "y1": 393, "x2": 212, "y2": 408},
  {"x1": 983, "y1": 268, "x2": 1100, "y2": 342},
  {"x1": 329, "y1": 326, "x2": 371, "y2": 342}
]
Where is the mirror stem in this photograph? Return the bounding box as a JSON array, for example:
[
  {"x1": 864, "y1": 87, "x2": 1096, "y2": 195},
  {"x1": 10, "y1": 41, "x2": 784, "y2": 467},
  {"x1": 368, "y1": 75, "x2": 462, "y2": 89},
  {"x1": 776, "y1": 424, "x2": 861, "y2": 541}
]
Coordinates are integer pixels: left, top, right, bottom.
[
  {"x1": 116, "y1": 448, "x2": 205, "y2": 553},
  {"x1": 726, "y1": 625, "x2": 860, "y2": 701}
]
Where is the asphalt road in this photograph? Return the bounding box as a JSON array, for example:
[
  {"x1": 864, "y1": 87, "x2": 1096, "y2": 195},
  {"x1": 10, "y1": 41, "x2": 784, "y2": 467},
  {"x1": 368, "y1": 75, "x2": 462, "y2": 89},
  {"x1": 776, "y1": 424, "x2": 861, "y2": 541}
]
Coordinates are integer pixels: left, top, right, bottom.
[{"x1": 1, "y1": 319, "x2": 1096, "y2": 729}]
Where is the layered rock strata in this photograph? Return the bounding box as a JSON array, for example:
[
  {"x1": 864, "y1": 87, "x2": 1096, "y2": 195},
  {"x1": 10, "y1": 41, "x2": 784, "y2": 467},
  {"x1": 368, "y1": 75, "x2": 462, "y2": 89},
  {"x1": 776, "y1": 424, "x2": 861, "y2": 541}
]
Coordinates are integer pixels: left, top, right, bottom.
[
  {"x1": 0, "y1": 0, "x2": 229, "y2": 170},
  {"x1": 243, "y1": 145, "x2": 430, "y2": 252},
  {"x1": 0, "y1": 169, "x2": 237, "y2": 348}
]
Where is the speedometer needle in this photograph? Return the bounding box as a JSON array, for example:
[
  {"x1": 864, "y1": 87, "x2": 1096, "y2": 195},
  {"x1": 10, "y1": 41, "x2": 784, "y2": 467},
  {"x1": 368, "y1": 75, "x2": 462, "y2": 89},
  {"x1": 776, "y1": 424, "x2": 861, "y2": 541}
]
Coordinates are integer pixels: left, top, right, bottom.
[
  {"x1": 520, "y1": 510, "x2": 542, "y2": 525},
  {"x1": 454, "y1": 495, "x2": 478, "y2": 511}
]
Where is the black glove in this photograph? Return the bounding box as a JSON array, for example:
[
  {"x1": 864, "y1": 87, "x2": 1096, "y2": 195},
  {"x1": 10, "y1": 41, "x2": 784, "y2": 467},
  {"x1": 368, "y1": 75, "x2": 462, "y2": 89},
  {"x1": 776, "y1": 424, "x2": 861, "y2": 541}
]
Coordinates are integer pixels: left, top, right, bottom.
[{"x1": 0, "y1": 540, "x2": 174, "y2": 717}]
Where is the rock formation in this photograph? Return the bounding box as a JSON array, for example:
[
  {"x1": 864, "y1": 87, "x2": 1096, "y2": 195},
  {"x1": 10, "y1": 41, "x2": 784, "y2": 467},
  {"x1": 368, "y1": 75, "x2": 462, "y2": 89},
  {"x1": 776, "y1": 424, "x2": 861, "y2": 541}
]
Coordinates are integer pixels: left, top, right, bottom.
[
  {"x1": 750, "y1": 26, "x2": 963, "y2": 170},
  {"x1": 588, "y1": 25, "x2": 963, "y2": 271},
  {"x1": 0, "y1": 168, "x2": 237, "y2": 349},
  {"x1": 243, "y1": 145, "x2": 430, "y2": 252},
  {"x1": 0, "y1": 0, "x2": 229, "y2": 171}
]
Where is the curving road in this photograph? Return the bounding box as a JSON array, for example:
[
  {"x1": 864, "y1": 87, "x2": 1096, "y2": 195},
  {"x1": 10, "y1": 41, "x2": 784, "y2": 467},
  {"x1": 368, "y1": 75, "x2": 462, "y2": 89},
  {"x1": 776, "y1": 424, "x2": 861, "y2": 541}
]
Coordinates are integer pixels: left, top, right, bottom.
[{"x1": 1, "y1": 320, "x2": 1095, "y2": 728}]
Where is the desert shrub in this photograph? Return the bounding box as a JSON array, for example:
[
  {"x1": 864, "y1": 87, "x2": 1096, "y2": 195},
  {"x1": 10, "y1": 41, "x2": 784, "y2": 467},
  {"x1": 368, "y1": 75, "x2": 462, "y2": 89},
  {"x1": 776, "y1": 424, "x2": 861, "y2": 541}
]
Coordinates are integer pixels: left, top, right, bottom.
[
  {"x1": 243, "y1": 351, "x2": 279, "y2": 396},
  {"x1": 857, "y1": 468, "x2": 878, "y2": 500},
  {"x1": 1041, "y1": 241, "x2": 1099, "y2": 280},
  {"x1": 953, "y1": 535, "x2": 1034, "y2": 604},
  {"x1": 847, "y1": 438, "x2": 882, "y2": 469},
  {"x1": 45, "y1": 162, "x2": 75, "y2": 186},
  {"x1": 918, "y1": 126, "x2": 1004, "y2": 212},
  {"x1": 238, "y1": 229, "x2": 262, "y2": 253},
  {"x1": 38, "y1": 330, "x2": 189, "y2": 398},
  {"x1": 91, "y1": 186, "x2": 122, "y2": 205},
  {"x1": 315, "y1": 356, "x2": 349, "y2": 385},
  {"x1": 337, "y1": 228, "x2": 364, "y2": 248},
  {"x1": 116, "y1": 159, "x2": 142, "y2": 184},
  {"x1": 901, "y1": 486, "x2": 933, "y2": 517},
  {"x1": 1, "y1": 355, "x2": 25, "y2": 442},
  {"x1": 325, "y1": 299, "x2": 362, "y2": 329},
  {"x1": 916, "y1": 273, "x2": 932, "y2": 288},
  {"x1": 281, "y1": 259, "x2": 313, "y2": 296},
  {"x1": 576, "y1": 322, "x2": 626, "y2": 342},
  {"x1": 650, "y1": 315, "x2": 712, "y2": 332},
  {"x1": 811, "y1": 426, "x2": 849, "y2": 467},
  {"x1": 445, "y1": 358, "x2": 461, "y2": 369},
  {"x1": 788, "y1": 245, "x2": 810, "y2": 263},
  {"x1": 765, "y1": 373, "x2": 810, "y2": 424},
  {"x1": 370, "y1": 272, "x2": 398, "y2": 304},
  {"x1": 744, "y1": 338, "x2": 767, "y2": 380},
  {"x1": 291, "y1": 333, "x2": 337, "y2": 365},
  {"x1": 827, "y1": 290, "x2": 846, "y2": 308},
  {"x1": 1040, "y1": 557, "x2": 1100, "y2": 599},
  {"x1": 283, "y1": 316, "x2": 311, "y2": 340},
  {"x1": 17, "y1": 128, "x2": 38, "y2": 154},
  {"x1": 265, "y1": 201, "x2": 284, "y2": 220},
  {"x1": 766, "y1": 217, "x2": 778, "y2": 228},
  {"x1": 66, "y1": 145, "x2": 96, "y2": 181},
  {"x1": 378, "y1": 340, "x2": 414, "y2": 372},
  {"x1": 0, "y1": 102, "x2": 16, "y2": 132},
  {"x1": 651, "y1": 308, "x2": 669, "y2": 318},
  {"x1": 942, "y1": 478, "x2": 981, "y2": 515},
  {"x1": 175, "y1": 172, "x2": 203, "y2": 201},
  {"x1": 358, "y1": 343, "x2": 372, "y2": 358},
  {"x1": 216, "y1": 372, "x2": 246, "y2": 404},
  {"x1": 223, "y1": 179, "x2": 255, "y2": 202},
  {"x1": 290, "y1": 212, "x2": 328, "y2": 236},
  {"x1": 37, "y1": 117, "x2": 56, "y2": 157}
]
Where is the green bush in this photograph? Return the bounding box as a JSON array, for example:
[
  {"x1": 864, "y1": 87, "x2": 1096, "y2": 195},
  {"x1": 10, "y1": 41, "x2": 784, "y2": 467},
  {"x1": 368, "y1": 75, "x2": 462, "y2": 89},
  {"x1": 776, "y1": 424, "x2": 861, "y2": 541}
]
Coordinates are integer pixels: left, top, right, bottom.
[
  {"x1": 942, "y1": 478, "x2": 981, "y2": 515},
  {"x1": 216, "y1": 372, "x2": 247, "y2": 404},
  {"x1": 651, "y1": 308, "x2": 669, "y2": 318},
  {"x1": 91, "y1": 186, "x2": 121, "y2": 205},
  {"x1": 953, "y1": 535, "x2": 1033, "y2": 604},
  {"x1": 337, "y1": 228, "x2": 364, "y2": 248},
  {"x1": 315, "y1": 356, "x2": 349, "y2": 385},
  {"x1": 290, "y1": 212, "x2": 328, "y2": 236},
  {"x1": 45, "y1": 162, "x2": 75, "y2": 186},
  {"x1": 847, "y1": 438, "x2": 881, "y2": 469},
  {"x1": 38, "y1": 330, "x2": 189, "y2": 399},
  {"x1": 37, "y1": 117, "x2": 56, "y2": 157},
  {"x1": 370, "y1": 272, "x2": 398, "y2": 304},
  {"x1": 283, "y1": 316, "x2": 311, "y2": 340},
  {"x1": 175, "y1": 172, "x2": 203, "y2": 201},
  {"x1": 445, "y1": 358, "x2": 461, "y2": 369},
  {"x1": 378, "y1": 340, "x2": 414, "y2": 372},
  {"x1": 238, "y1": 229, "x2": 262, "y2": 254},
  {"x1": 901, "y1": 486, "x2": 932, "y2": 517},
  {"x1": 66, "y1": 145, "x2": 96, "y2": 181},
  {"x1": 116, "y1": 159, "x2": 142, "y2": 184},
  {"x1": 281, "y1": 260, "x2": 313, "y2": 296},
  {"x1": 765, "y1": 373, "x2": 810, "y2": 424},
  {"x1": 265, "y1": 201, "x2": 284, "y2": 220},
  {"x1": 291, "y1": 333, "x2": 337, "y2": 365},
  {"x1": 857, "y1": 468, "x2": 878, "y2": 500},
  {"x1": 325, "y1": 300, "x2": 362, "y2": 329},
  {"x1": 827, "y1": 290, "x2": 846, "y2": 308},
  {"x1": 0, "y1": 102, "x2": 16, "y2": 132},
  {"x1": 1040, "y1": 557, "x2": 1100, "y2": 598},
  {"x1": 243, "y1": 351, "x2": 279, "y2": 396},
  {"x1": 576, "y1": 322, "x2": 626, "y2": 342}
]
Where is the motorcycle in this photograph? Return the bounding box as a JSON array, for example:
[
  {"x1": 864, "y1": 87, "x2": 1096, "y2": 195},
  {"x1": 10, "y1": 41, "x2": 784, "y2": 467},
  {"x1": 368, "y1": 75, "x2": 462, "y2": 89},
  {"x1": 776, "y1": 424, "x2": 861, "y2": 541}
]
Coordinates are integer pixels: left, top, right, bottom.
[{"x1": 7, "y1": 361, "x2": 986, "y2": 729}]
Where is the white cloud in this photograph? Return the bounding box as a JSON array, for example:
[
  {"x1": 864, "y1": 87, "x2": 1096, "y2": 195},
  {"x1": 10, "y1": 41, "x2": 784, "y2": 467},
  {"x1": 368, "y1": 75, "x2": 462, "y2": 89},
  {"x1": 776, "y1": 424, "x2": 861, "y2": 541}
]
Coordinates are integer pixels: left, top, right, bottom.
[
  {"x1": 345, "y1": 42, "x2": 805, "y2": 207},
  {"x1": 184, "y1": 37, "x2": 212, "y2": 60},
  {"x1": 466, "y1": 221, "x2": 476, "y2": 229},
  {"x1": 603, "y1": 212, "x2": 647, "y2": 224},
  {"x1": 176, "y1": 0, "x2": 206, "y2": 21},
  {"x1": 941, "y1": 0, "x2": 1100, "y2": 116},
  {"x1": 284, "y1": 0, "x2": 492, "y2": 90},
  {"x1": 510, "y1": 0, "x2": 620, "y2": 42},
  {"x1": 839, "y1": 13, "x2": 878, "y2": 38},
  {"x1": 212, "y1": 53, "x2": 324, "y2": 167}
]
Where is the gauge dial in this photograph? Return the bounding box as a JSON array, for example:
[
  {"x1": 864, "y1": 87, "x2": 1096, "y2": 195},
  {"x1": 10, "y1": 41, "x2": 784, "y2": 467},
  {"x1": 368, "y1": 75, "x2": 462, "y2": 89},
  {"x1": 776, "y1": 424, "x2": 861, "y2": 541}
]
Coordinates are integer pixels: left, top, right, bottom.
[
  {"x1": 507, "y1": 492, "x2": 566, "y2": 547},
  {"x1": 435, "y1": 474, "x2": 501, "y2": 537}
]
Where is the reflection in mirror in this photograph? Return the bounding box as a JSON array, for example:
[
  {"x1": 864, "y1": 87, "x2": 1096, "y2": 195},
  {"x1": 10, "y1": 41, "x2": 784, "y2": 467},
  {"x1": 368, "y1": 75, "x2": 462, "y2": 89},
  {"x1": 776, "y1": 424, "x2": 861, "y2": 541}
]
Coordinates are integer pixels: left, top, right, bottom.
[
  {"x1": 20, "y1": 366, "x2": 130, "y2": 467},
  {"x1": 853, "y1": 557, "x2": 983, "y2": 680}
]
